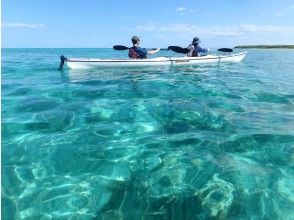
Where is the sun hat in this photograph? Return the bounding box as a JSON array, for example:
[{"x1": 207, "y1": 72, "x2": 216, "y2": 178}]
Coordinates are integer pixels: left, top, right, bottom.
[{"x1": 192, "y1": 37, "x2": 201, "y2": 44}]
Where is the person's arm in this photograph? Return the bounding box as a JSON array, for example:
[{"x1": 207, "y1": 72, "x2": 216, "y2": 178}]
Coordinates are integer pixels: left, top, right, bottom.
[
  {"x1": 147, "y1": 48, "x2": 160, "y2": 55},
  {"x1": 198, "y1": 46, "x2": 208, "y2": 53},
  {"x1": 187, "y1": 45, "x2": 194, "y2": 57}
]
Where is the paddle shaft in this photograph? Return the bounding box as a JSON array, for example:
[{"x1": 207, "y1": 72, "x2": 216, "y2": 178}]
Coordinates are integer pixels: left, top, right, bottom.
[
  {"x1": 113, "y1": 45, "x2": 233, "y2": 53},
  {"x1": 168, "y1": 46, "x2": 233, "y2": 54},
  {"x1": 113, "y1": 45, "x2": 168, "y2": 51}
]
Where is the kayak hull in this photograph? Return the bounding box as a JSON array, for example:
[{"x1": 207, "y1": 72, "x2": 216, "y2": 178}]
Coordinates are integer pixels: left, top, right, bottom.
[{"x1": 65, "y1": 52, "x2": 247, "y2": 69}]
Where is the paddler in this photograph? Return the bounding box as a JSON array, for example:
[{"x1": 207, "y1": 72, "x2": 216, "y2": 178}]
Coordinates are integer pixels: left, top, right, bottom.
[
  {"x1": 187, "y1": 37, "x2": 208, "y2": 57},
  {"x1": 129, "y1": 36, "x2": 160, "y2": 59}
]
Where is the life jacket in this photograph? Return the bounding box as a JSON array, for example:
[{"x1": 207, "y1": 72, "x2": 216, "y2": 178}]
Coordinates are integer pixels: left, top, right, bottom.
[
  {"x1": 190, "y1": 44, "x2": 199, "y2": 57},
  {"x1": 129, "y1": 47, "x2": 140, "y2": 59}
]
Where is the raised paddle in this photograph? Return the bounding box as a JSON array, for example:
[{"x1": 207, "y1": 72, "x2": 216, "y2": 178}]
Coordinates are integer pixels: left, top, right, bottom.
[
  {"x1": 113, "y1": 45, "x2": 130, "y2": 50},
  {"x1": 113, "y1": 45, "x2": 168, "y2": 51},
  {"x1": 217, "y1": 48, "x2": 233, "y2": 52},
  {"x1": 113, "y1": 45, "x2": 233, "y2": 54},
  {"x1": 167, "y1": 46, "x2": 190, "y2": 54},
  {"x1": 113, "y1": 45, "x2": 189, "y2": 54},
  {"x1": 58, "y1": 55, "x2": 67, "y2": 71},
  {"x1": 168, "y1": 46, "x2": 233, "y2": 53}
]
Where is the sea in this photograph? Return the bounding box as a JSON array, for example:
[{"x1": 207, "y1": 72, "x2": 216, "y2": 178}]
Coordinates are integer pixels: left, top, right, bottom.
[{"x1": 2, "y1": 48, "x2": 294, "y2": 219}]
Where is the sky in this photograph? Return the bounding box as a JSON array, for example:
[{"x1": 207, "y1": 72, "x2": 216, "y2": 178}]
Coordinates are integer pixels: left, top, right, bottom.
[{"x1": 2, "y1": 0, "x2": 294, "y2": 48}]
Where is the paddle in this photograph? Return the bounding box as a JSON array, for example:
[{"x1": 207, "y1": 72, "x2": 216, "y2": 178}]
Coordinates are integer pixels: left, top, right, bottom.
[
  {"x1": 113, "y1": 45, "x2": 131, "y2": 50},
  {"x1": 167, "y1": 46, "x2": 190, "y2": 54},
  {"x1": 113, "y1": 45, "x2": 169, "y2": 51},
  {"x1": 113, "y1": 45, "x2": 189, "y2": 53},
  {"x1": 113, "y1": 45, "x2": 233, "y2": 54},
  {"x1": 217, "y1": 48, "x2": 233, "y2": 52},
  {"x1": 168, "y1": 46, "x2": 233, "y2": 53},
  {"x1": 58, "y1": 55, "x2": 67, "y2": 71}
]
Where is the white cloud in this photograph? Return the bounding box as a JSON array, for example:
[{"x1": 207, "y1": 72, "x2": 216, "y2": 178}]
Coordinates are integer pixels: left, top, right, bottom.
[
  {"x1": 274, "y1": 11, "x2": 287, "y2": 16},
  {"x1": 136, "y1": 23, "x2": 294, "y2": 37},
  {"x1": 176, "y1": 7, "x2": 186, "y2": 12},
  {"x1": 240, "y1": 24, "x2": 291, "y2": 32},
  {"x1": 2, "y1": 22, "x2": 44, "y2": 28}
]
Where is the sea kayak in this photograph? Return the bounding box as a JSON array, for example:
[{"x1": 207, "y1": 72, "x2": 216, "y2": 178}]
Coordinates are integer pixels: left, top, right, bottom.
[{"x1": 60, "y1": 52, "x2": 247, "y2": 69}]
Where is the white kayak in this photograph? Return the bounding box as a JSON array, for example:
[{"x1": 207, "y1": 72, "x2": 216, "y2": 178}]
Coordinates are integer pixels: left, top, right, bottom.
[{"x1": 60, "y1": 52, "x2": 247, "y2": 69}]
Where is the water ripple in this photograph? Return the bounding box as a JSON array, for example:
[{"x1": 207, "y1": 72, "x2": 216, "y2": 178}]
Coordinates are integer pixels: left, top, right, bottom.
[{"x1": 2, "y1": 48, "x2": 294, "y2": 219}]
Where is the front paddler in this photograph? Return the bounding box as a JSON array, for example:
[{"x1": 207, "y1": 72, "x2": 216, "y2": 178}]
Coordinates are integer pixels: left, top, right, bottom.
[{"x1": 129, "y1": 36, "x2": 160, "y2": 59}]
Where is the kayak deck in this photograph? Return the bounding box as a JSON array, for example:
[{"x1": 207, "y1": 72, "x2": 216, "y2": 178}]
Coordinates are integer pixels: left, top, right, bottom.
[{"x1": 63, "y1": 52, "x2": 247, "y2": 69}]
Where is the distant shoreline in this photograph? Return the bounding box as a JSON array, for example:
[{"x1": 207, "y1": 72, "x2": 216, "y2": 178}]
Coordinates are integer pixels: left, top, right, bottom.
[{"x1": 235, "y1": 45, "x2": 294, "y2": 49}]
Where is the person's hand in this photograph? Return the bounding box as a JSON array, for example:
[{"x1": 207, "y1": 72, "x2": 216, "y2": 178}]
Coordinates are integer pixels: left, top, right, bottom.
[{"x1": 148, "y1": 48, "x2": 160, "y2": 55}]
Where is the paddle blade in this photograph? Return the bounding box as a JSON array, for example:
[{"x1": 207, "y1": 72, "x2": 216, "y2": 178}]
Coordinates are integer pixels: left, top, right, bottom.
[
  {"x1": 58, "y1": 55, "x2": 67, "y2": 71},
  {"x1": 218, "y1": 48, "x2": 233, "y2": 52},
  {"x1": 113, "y1": 45, "x2": 129, "y2": 50},
  {"x1": 168, "y1": 46, "x2": 190, "y2": 54}
]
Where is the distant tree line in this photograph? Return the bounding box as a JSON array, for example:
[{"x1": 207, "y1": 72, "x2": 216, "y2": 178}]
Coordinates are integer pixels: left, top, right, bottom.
[{"x1": 235, "y1": 45, "x2": 294, "y2": 49}]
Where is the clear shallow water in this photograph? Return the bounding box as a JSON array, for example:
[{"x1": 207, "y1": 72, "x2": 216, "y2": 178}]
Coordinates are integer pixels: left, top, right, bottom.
[{"x1": 2, "y1": 48, "x2": 294, "y2": 219}]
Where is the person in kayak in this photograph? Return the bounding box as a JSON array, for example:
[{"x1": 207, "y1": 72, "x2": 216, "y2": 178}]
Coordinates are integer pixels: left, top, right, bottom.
[
  {"x1": 187, "y1": 37, "x2": 208, "y2": 57},
  {"x1": 129, "y1": 36, "x2": 160, "y2": 59}
]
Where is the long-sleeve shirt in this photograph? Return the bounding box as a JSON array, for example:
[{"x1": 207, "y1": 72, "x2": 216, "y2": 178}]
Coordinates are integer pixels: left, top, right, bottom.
[{"x1": 187, "y1": 44, "x2": 208, "y2": 57}]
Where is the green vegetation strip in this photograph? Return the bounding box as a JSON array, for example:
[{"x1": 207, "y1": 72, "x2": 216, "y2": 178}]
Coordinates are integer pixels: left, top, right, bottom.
[{"x1": 235, "y1": 45, "x2": 294, "y2": 49}]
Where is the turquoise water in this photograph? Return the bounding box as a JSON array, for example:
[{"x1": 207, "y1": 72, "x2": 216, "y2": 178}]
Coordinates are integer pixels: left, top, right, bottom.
[{"x1": 2, "y1": 48, "x2": 294, "y2": 219}]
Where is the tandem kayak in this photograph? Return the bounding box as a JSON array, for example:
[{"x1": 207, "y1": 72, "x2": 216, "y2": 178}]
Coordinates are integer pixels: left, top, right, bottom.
[{"x1": 59, "y1": 52, "x2": 247, "y2": 70}]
